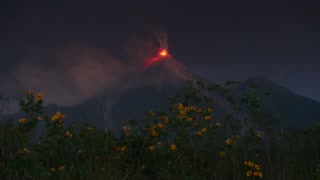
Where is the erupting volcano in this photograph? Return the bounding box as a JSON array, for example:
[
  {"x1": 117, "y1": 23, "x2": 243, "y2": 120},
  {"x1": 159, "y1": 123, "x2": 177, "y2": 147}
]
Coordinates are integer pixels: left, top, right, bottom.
[{"x1": 144, "y1": 48, "x2": 170, "y2": 68}]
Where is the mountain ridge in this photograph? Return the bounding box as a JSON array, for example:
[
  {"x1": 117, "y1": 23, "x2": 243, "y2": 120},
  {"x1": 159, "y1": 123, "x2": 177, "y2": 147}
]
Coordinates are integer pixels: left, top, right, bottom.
[{"x1": 1, "y1": 60, "x2": 319, "y2": 132}]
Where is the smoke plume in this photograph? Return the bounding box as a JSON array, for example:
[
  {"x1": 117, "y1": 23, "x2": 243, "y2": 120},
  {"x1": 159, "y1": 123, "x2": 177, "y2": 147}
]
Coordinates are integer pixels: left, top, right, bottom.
[{"x1": 1, "y1": 31, "x2": 171, "y2": 110}]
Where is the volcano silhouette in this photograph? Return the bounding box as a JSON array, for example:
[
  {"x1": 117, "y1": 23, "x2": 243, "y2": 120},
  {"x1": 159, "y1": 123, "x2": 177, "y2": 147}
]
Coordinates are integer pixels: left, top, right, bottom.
[
  {"x1": 20, "y1": 57, "x2": 201, "y2": 132},
  {"x1": 71, "y1": 57, "x2": 208, "y2": 131},
  {"x1": 2, "y1": 58, "x2": 320, "y2": 134}
]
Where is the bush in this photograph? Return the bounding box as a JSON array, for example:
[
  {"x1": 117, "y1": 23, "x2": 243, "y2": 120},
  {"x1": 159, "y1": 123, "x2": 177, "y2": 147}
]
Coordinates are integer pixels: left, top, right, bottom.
[{"x1": 0, "y1": 82, "x2": 319, "y2": 179}]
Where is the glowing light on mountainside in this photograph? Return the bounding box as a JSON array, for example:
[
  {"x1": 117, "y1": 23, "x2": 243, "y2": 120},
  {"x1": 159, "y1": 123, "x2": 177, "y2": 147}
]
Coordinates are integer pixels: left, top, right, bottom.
[
  {"x1": 159, "y1": 49, "x2": 168, "y2": 57},
  {"x1": 145, "y1": 49, "x2": 170, "y2": 68}
]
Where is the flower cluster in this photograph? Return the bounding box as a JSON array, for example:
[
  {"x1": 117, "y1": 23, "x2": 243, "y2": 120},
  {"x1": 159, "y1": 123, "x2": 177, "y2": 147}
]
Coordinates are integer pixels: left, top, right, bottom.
[
  {"x1": 157, "y1": 115, "x2": 170, "y2": 124},
  {"x1": 173, "y1": 103, "x2": 203, "y2": 120},
  {"x1": 114, "y1": 145, "x2": 127, "y2": 152},
  {"x1": 51, "y1": 111, "x2": 65, "y2": 122},
  {"x1": 195, "y1": 128, "x2": 208, "y2": 137},
  {"x1": 66, "y1": 131, "x2": 72, "y2": 138},
  {"x1": 149, "y1": 122, "x2": 164, "y2": 137},
  {"x1": 49, "y1": 166, "x2": 65, "y2": 172},
  {"x1": 19, "y1": 118, "x2": 27, "y2": 123},
  {"x1": 244, "y1": 161, "x2": 263, "y2": 178}
]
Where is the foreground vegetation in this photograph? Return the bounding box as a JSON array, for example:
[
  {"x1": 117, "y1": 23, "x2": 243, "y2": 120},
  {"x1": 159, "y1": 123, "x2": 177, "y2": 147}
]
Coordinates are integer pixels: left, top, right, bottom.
[{"x1": 0, "y1": 81, "x2": 319, "y2": 180}]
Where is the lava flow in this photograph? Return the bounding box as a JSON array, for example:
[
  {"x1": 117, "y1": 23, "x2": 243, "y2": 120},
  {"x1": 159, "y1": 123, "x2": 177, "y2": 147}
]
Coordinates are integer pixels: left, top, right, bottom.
[{"x1": 144, "y1": 49, "x2": 170, "y2": 68}]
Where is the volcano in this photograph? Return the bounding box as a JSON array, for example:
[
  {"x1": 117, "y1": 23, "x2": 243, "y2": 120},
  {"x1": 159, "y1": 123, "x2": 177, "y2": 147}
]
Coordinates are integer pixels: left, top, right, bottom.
[
  {"x1": 2, "y1": 58, "x2": 320, "y2": 134},
  {"x1": 65, "y1": 57, "x2": 211, "y2": 132}
]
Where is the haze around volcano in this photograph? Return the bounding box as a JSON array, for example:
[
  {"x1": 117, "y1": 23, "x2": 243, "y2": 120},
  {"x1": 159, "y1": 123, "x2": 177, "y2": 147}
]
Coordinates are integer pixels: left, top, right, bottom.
[{"x1": 0, "y1": 30, "x2": 179, "y2": 109}]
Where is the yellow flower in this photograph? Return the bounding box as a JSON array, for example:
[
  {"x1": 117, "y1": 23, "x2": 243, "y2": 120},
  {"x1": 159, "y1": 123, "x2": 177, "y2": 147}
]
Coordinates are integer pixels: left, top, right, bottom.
[
  {"x1": 56, "y1": 111, "x2": 62, "y2": 117},
  {"x1": 156, "y1": 123, "x2": 163, "y2": 129},
  {"x1": 66, "y1": 131, "x2": 72, "y2": 138},
  {"x1": 195, "y1": 131, "x2": 203, "y2": 137},
  {"x1": 246, "y1": 170, "x2": 252, "y2": 177},
  {"x1": 162, "y1": 116, "x2": 169, "y2": 123},
  {"x1": 204, "y1": 115, "x2": 211, "y2": 121},
  {"x1": 170, "y1": 143, "x2": 177, "y2": 151},
  {"x1": 150, "y1": 129, "x2": 159, "y2": 137},
  {"x1": 19, "y1": 118, "x2": 27, "y2": 123},
  {"x1": 36, "y1": 93, "x2": 44, "y2": 101},
  {"x1": 254, "y1": 164, "x2": 261, "y2": 170},
  {"x1": 215, "y1": 122, "x2": 222, "y2": 127},
  {"x1": 244, "y1": 161, "x2": 248, "y2": 165},
  {"x1": 51, "y1": 116, "x2": 58, "y2": 122},
  {"x1": 252, "y1": 171, "x2": 263, "y2": 177},
  {"x1": 201, "y1": 128, "x2": 207, "y2": 133},
  {"x1": 58, "y1": 166, "x2": 65, "y2": 171},
  {"x1": 37, "y1": 116, "x2": 42, "y2": 121},
  {"x1": 157, "y1": 142, "x2": 162, "y2": 147},
  {"x1": 187, "y1": 117, "x2": 193, "y2": 123},
  {"x1": 179, "y1": 110, "x2": 186, "y2": 116},
  {"x1": 219, "y1": 151, "x2": 225, "y2": 157},
  {"x1": 225, "y1": 138, "x2": 233, "y2": 145},
  {"x1": 26, "y1": 90, "x2": 34, "y2": 95},
  {"x1": 185, "y1": 106, "x2": 196, "y2": 112},
  {"x1": 177, "y1": 103, "x2": 184, "y2": 110},
  {"x1": 256, "y1": 171, "x2": 263, "y2": 177},
  {"x1": 51, "y1": 111, "x2": 65, "y2": 122},
  {"x1": 149, "y1": 146, "x2": 155, "y2": 152},
  {"x1": 120, "y1": 146, "x2": 127, "y2": 152},
  {"x1": 247, "y1": 161, "x2": 254, "y2": 167},
  {"x1": 87, "y1": 126, "x2": 94, "y2": 131},
  {"x1": 49, "y1": 168, "x2": 56, "y2": 172},
  {"x1": 123, "y1": 126, "x2": 130, "y2": 131}
]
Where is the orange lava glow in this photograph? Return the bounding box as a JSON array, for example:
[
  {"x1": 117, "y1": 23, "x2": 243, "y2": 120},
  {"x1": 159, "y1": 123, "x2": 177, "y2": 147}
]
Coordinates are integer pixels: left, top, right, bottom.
[
  {"x1": 144, "y1": 49, "x2": 170, "y2": 68},
  {"x1": 159, "y1": 49, "x2": 168, "y2": 57}
]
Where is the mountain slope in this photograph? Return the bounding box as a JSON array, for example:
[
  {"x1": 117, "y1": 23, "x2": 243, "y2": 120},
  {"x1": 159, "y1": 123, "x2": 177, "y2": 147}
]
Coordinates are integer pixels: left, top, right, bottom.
[
  {"x1": 2, "y1": 60, "x2": 320, "y2": 133},
  {"x1": 232, "y1": 76, "x2": 320, "y2": 128}
]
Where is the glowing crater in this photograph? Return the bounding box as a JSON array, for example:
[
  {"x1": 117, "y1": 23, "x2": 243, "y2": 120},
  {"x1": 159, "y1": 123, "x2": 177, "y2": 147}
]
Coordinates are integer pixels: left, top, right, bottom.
[{"x1": 145, "y1": 49, "x2": 170, "y2": 68}]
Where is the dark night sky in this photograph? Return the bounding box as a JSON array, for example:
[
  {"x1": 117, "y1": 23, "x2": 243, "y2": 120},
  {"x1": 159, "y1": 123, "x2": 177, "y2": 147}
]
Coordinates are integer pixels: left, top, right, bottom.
[{"x1": 1, "y1": 0, "x2": 320, "y2": 105}]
